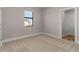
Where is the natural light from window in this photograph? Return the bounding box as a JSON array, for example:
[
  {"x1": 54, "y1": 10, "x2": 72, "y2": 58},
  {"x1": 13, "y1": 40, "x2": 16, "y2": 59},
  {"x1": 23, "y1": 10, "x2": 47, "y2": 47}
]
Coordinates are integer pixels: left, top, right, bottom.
[{"x1": 24, "y1": 10, "x2": 33, "y2": 27}]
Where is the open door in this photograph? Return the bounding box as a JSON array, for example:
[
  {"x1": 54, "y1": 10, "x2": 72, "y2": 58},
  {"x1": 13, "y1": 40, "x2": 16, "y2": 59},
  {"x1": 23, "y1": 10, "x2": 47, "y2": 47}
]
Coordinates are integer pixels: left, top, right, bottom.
[{"x1": 61, "y1": 8, "x2": 77, "y2": 42}]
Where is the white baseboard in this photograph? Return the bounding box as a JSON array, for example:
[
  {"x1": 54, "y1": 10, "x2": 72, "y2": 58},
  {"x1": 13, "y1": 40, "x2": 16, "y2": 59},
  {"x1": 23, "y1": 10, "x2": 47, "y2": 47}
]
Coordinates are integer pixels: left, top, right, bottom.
[
  {"x1": 75, "y1": 41, "x2": 79, "y2": 44},
  {"x1": 0, "y1": 41, "x2": 2, "y2": 47},
  {"x1": 43, "y1": 32, "x2": 61, "y2": 39},
  {"x1": 2, "y1": 32, "x2": 61, "y2": 43},
  {"x1": 2, "y1": 32, "x2": 42, "y2": 43}
]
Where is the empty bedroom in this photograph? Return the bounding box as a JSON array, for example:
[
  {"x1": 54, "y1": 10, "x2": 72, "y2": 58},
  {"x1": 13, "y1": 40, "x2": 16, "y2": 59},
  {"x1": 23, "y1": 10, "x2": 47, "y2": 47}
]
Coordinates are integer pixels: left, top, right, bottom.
[{"x1": 0, "y1": 7, "x2": 79, "y2": 52}]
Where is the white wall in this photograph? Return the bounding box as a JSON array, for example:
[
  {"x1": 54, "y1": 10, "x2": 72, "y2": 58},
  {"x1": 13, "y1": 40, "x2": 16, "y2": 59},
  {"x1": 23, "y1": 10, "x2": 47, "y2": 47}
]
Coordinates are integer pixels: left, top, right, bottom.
[
  {"x1": 0, "y1": 8, "x2": 2, "y2": 40},
  {"x1": 2, "y1": 7, "x2": 79, "y2": 42},
  {"x1": 43, "y1": 7, "x2": 61, "y2": 38},
  {"x1": 62, "y1": 9, "x2": 75, "y2": 36},
  {"x1": 43, "y1": 7, "x2": 79, "y2": 43},
  {"x1": 77, "y1": 8, "x2": 79, "y2": 41},
  {"x1": 2, "y1": 7, "x2": 43, "y2": 40}
]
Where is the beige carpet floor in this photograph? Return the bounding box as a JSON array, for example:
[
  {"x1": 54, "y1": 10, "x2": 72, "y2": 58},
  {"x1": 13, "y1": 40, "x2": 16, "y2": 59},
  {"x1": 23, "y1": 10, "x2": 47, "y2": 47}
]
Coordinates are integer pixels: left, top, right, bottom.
[{"x1": 0, "y1": 34, "x2": 79, "y2": 52}]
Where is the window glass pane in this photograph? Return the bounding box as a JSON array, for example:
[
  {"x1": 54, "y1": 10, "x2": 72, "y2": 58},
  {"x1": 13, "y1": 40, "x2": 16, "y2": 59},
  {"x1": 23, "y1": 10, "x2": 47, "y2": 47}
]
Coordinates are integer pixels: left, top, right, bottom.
[
  {"x1": 24, "y1": 10, "x2": 32, "y2": 18},
  {"x1": 24, "y1": 10, "x2": 33, "y2": 26}
]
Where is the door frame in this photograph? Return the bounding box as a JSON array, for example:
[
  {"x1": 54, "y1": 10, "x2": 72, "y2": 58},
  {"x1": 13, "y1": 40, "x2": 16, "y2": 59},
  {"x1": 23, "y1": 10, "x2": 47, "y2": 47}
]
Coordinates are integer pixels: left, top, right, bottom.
[{"x1": 59, "y1": 8, "x2": 77, "y2": 42}]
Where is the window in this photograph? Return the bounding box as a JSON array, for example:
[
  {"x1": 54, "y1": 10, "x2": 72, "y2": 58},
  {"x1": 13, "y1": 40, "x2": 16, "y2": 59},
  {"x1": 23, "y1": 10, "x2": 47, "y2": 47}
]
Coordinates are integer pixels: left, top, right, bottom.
[{"x1": 24, "y1": 10, "x2": 33, "y2": 26}]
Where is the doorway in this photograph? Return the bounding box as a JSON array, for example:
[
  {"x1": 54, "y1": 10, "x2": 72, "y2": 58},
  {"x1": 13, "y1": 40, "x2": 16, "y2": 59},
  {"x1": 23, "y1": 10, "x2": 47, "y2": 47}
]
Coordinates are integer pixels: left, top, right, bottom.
[{"x1": 60, "y1": 8, "x2": 77, "y2": 42}]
